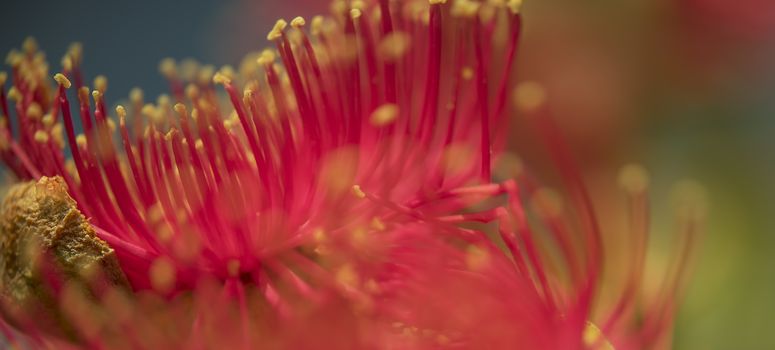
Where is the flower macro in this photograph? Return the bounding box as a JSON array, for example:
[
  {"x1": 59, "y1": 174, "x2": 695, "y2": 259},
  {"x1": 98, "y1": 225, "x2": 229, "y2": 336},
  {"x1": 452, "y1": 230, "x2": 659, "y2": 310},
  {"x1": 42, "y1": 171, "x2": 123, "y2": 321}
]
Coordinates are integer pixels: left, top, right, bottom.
[{"x1": 0, "y1": 0, "x2": 702, "y2": 349}]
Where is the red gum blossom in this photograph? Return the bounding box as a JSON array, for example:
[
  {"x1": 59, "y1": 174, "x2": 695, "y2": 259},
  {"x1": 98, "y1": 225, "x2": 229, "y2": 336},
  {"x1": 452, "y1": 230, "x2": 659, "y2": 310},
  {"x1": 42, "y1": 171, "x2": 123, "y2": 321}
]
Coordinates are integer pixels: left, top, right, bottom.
[{"x1": 0, "y1": 2, "x2": 697, "y2": 349}]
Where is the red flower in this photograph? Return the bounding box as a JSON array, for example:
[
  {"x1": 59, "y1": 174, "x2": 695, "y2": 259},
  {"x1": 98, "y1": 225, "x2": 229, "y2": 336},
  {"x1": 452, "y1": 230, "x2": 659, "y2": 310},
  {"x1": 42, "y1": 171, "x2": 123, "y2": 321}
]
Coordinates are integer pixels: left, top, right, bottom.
[{"x1": 0, "y1": 1, "x2": 699, "y2": 349}]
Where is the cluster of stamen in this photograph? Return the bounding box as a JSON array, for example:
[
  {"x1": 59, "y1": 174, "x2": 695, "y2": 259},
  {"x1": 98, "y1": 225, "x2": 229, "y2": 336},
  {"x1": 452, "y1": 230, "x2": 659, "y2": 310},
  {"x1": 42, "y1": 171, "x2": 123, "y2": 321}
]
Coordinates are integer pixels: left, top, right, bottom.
[{"x1": 0, "y1": 1, "x2": 702, "y2": 349}]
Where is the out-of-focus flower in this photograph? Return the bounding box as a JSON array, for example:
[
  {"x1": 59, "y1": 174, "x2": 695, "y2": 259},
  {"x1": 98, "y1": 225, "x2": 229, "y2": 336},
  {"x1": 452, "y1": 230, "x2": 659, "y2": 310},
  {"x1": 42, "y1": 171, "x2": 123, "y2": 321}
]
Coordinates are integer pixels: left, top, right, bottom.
[{"x1": 0, "y1": 0, "x2": 701, "y2": 349}]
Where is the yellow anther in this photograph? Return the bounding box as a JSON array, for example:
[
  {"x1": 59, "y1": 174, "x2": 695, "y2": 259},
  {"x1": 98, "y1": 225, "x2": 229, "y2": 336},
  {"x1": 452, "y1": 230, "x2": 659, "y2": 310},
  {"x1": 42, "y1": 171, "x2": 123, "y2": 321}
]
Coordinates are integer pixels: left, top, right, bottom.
[
  {"x1": 267, "y1": 19, "x2": 288, "y2": 41},
  {"x1": 239, "y1": 52, "x2": 261, "y2": 76},
  {"x1": 352, "y1": 185, "x2": 366, "y2": 199},
  {"x1": 221, "y1": 64, "x2": 237, "y2": 79},
  {"x1": 67, "y1": 42, "x2": 83, "y2": 62},
  {"x1": 331, "y1": 0, "x2": 347, "y2": 14},
  {"x1": 150, "y1": 114, "x2": 166, "y2": 127},
  {"x1": 291, "y1": 16, "x2": 306, "y2": 28},
  {"x1": 173, "y1": 103, "x2": 187, "y2": 116},
  {"x1": 311, "y1": 16, "x2": 325, "y2": 36},
  {"x1": 141, "y1": 104, "x2": 156, "y2": 117},
  {"x1": 65, "y1": 160, "x2": 77, "y2": 177},
  {"x1": 195, "y1": 139, "x2": 204, "y2": 150},
  {"x1": 618, "y1": 164, "x2": 650, "y2": 194},
  {"x1": 159, "y1": 94, "x2": 172, "y2": 108},
  {"x1": 465, "y1": 245, "x2": 491, "y2": 271},
  {"x1": 451, "y1": 0, "x2": 481, "y2": 17},
  {"x1": 583, "y1": 322, "x2": 615, "y2": 350},
  {"x1": 212, "y1": 72, "x2": 231, "y2": 85},
  {"x1": 196, "y1": 98, "x2": 214, "y2": 113},
  {"x1": 223, "y1": 117, "x2": 238, "y2": 130},
  {"x1": 513, "y1": 81, "x2": 546, "y2": 112},
  {"x1": 129, "y1": 87, "x2": 143, "y2": 104},
  {"x1": 460, "y1": 67, "x2": 474, "y2": 80},
  {"x1": 150, "y1": 258, "x2": 176, "y2": 294},
  {"x1": 507, "y1": 0, "x2": 524, "y2": 14},
  {"x1": 26, "y1": 103, "x2": 43, "y2": 120},
  {"x1": 0, "y1": 72, "x2": 7, "y2": 85},
  {"x1": 33, "y1": 130, "x2": 49, "y2": 143},
  {"x1": 197, "y1": 65, "x2": 215, "y2": 86},
  {"x1": 91, "y1": 90, "x2": 102, "y2": 103},
  {"x1": 22, "y1": 37, "x2": 38, "y2": 55},
  {"x1": 51, "y1": 124, "x2": 65, "y2": 149},
  {"x1": 164, "y1": 129, "x2": 175, "y2": 141},
  {"x1": 370, "y1": 103, "x2": 399, "y2": 127},
  {"x1": 76, "y1": 134, "x2": 87, "y2": 149},
  {"x1": 429, "y1": 0, "x2": 448, "y2": 5},
  {"x1": 107, "y1": 119, "x2": 116, "y2": 133},
  {"x1": 350, "y1": 226, "x2": 368, "y2": 246},
  {"x1": 147, "y1": 204, "x2": 165, "y2": 224},
  {"x1": 42, "y1": 114, "x2": 54, "y2": 127},
  {"x1": 179, "y1": 58, "x2": 200, "y2": 81},
  {"x1": 243, "y1": 88, "x2": 255, "y2": 100},
  {"x1": 378, "y1": 32, "x2": 412, "y2": 62},
  {"x1": 7, "y1": 87, "x2": 22, "y2": 103},
  {"x1": 312, "y1": 228, "x2": 326, "y2": 242},
  {"x1": 115, "y1": 105, "x2": 127, "y2": 119},
  {"x1": 257, "y1": 49, "x2": 276, "y2": 66},
  {"x1": 32, "y1": 51, "x2": 46, "y2": 66},
  {"x1": 158, "y1": 58, "x2": 177, "y2": 78},
  {"x1": 227, "y1": 259, "x2": 241, "y2": 278},
  {"x1": 61, "y1": 56, "x2": 73, "y2": 71},
  {"x1": 77, "y1": 87, "x2": 91, "y2": 106},
  {"x1": 478, "y1": 3, "x2": 498, "y2": 23},
  {"x1": 185, "y1": 84, "x2": 200, "y2": 100},
  {"x1": 5, "y1": 50, "x2": 21, "y2": 67},
  {"x1": 350, "y1": 8, "x2": 363, "y2": 19},
  {"x1": 93, "y1": 75, "x2": 108, "y2": 93},
  {"x1": 53, "y1": 73, "x2": 72, "y2": 89},
  {"x1": 371, "y1": 217, "x2": 386, "y2": 231},
  {"x1": 336, "y1": 264, "x2": 359, "y2": 288}
]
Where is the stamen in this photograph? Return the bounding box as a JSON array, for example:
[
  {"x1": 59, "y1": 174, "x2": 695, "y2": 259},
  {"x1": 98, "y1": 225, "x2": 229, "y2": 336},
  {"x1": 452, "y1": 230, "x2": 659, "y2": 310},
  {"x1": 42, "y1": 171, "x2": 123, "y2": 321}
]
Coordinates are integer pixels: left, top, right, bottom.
[
  {"x1": 54, "y1": 74, "x2": 71, "y2": 88},
  {"x1": 370, "y1": 103, "x2": 399, "y2": 126},
  {"x1": 514, "y1": 81, "x2": 547, "y2": 113},
  {"x1": 291, "y1": 16, "x2": 306, "y2": 28},
  {"x1": 267, "y1": 19, "x2": 289, "y2": 41},
  {"x1": 603, "y1": 164, "x2": 651, "y2": 332}
]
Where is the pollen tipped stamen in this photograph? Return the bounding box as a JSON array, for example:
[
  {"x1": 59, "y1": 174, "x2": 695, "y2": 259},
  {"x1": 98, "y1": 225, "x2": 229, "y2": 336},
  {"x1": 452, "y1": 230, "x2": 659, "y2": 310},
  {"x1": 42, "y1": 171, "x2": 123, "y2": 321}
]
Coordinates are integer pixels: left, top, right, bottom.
[
  {"x1": 603, "y1": 165, "x2": 652, "y2": 332},
  {"x1": 118, "y1": 106, "x2": 153, "y2": 207},
  {"x1": 274, "y1": 31, "x2": 321, "y2": 146},
  {"x1": 214, "y1": 78, "x2": 269, "y2": 177},
  {"x1": 473, "y1": 15, "x2": 492, "y2": 183},
  {"x1": 0, "y1": 4, "x2": 693, "y2": 348},
  {"x1": 418, "y1": 2, "x2": 443, "y2": 146}
]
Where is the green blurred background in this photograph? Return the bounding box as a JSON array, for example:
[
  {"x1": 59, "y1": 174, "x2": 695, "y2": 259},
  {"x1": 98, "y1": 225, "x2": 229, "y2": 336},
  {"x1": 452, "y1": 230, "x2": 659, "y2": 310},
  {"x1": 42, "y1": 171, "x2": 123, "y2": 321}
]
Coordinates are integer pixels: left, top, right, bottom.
[{"x1": 2, "y1": 0, "x2": 773, "y2": 348}]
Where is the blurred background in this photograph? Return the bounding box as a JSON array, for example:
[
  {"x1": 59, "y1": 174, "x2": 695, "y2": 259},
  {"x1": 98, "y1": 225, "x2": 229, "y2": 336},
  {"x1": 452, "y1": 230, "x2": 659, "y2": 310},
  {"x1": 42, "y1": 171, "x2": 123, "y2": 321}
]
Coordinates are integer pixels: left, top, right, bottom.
[{"x1": 1, "y1": 0, "x2": 773, "y2": 348}]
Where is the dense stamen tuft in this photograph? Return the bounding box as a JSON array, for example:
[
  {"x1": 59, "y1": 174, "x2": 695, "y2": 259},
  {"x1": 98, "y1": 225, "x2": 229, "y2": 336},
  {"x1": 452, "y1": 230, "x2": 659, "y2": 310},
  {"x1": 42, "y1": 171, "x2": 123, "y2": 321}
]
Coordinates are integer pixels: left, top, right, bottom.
[{"x1": 0, "y1": 1, "x2": 698, "y2": 349}]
